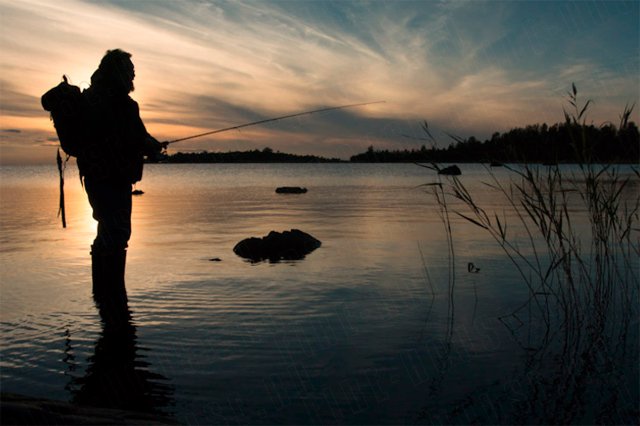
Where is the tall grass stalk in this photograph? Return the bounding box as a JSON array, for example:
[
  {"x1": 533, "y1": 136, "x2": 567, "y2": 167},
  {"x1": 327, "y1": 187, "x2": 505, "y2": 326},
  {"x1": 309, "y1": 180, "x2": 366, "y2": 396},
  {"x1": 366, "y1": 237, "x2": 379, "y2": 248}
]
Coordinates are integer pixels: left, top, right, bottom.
[
  {"x1": 422, "y1": 86, "x2": 639, "y2": 423},
  {"x1": 432, "y1": 87, "x2": 637, "y2": 332}
]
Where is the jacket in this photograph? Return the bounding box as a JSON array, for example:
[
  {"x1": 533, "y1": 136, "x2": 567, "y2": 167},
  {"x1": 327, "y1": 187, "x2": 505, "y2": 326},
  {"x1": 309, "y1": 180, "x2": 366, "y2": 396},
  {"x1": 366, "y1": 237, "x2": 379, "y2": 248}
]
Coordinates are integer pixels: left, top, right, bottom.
[{"x1": 78, "y1": 87, "x2": 153, "y2": 184}]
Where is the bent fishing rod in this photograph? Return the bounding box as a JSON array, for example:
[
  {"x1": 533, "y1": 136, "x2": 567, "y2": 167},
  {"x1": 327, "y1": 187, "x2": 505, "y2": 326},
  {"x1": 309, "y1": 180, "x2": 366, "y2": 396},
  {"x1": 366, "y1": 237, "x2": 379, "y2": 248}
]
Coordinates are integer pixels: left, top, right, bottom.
[{"x1": 165, "y1": 100, "x2": 385, "y2": 145}]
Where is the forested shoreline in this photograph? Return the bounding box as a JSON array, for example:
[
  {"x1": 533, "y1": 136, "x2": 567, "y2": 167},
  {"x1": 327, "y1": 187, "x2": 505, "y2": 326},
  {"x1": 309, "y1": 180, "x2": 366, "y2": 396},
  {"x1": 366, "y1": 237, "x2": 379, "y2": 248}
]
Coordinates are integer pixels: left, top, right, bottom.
[
  {"x1": 165, "y1": 119, "x2": 639, "y2": 164},
  {"x1": 350, "y1": 120, "x2": 639, "y2": 163},
  {"x1": 165, "y1": 147, "x2": 342, "y2": 163}
]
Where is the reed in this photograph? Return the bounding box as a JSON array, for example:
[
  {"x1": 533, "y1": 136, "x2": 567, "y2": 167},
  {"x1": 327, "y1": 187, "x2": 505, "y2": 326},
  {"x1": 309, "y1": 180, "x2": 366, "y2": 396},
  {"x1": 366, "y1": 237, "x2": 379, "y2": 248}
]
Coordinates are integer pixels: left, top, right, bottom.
[{"x1": 421, "y1": 85, "x2": 639, "y2": 423}]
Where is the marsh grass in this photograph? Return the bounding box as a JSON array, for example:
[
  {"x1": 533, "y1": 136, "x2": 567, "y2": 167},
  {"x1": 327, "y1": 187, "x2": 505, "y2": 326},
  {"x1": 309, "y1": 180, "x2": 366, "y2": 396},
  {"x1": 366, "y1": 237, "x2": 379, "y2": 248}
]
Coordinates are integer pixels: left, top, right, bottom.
[{"x1": 421, "y1": 86, "x2": 639, "y2": 423}]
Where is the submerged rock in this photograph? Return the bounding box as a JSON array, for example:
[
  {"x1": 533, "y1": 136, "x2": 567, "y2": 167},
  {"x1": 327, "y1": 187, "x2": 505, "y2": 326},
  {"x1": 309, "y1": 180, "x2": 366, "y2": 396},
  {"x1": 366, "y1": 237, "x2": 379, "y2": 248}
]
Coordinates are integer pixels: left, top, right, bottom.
[
  {"x1": 233, "y1": 229, "x2": 321, "y2": 262},
  {"x1": 438, "y1": 165, "x2": 461, "y2": 176},
  {"x1": 276, "y1": 187, "x2": 308, "y2": 194}
]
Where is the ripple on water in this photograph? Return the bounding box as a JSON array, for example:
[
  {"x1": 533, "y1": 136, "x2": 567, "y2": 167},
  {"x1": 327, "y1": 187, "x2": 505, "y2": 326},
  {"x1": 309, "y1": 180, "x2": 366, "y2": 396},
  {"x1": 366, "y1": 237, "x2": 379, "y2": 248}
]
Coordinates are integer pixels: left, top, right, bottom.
[{"x1": 2, "y1": 164, "x2": 638, "y2": 424}]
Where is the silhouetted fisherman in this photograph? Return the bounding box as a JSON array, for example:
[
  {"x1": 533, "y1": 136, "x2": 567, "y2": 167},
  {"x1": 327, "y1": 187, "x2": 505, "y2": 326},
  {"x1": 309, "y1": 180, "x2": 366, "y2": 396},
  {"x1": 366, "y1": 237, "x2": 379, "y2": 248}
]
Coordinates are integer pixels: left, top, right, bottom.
[{"x1": 79, "y1": 49, "x2": 166, "y2": 296}]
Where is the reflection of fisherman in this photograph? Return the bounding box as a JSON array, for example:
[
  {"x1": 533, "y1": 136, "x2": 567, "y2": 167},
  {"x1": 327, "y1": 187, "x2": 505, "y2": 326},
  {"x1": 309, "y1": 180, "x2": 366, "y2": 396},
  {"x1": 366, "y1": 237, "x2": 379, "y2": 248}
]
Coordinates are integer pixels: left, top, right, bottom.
[
  {"x1": 79, "y1": 49, "x2": 166, "y2": 294},
  {"x1": 71, "y1": 285, "x2": 174, "y2": 417}
]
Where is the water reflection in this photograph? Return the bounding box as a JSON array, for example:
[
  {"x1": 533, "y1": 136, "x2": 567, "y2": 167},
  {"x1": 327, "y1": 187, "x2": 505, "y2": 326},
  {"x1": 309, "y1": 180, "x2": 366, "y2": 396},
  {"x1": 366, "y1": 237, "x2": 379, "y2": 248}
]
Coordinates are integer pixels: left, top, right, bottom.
[
  {"x1": 502, "y1": 290, "x2": 639, "y2": 425},
  {"x1": 68, "y1": 284, "x2": 174, "y2": 418},
  {"x1": 411, "y1": 277, "x2": 638, "y2": 424},
  {"x1": 2, "y1": 164, "x2": 636, "y2": 424},
  {"x1": 413, "y1": 163, "x2": 639, "y2": 424}
]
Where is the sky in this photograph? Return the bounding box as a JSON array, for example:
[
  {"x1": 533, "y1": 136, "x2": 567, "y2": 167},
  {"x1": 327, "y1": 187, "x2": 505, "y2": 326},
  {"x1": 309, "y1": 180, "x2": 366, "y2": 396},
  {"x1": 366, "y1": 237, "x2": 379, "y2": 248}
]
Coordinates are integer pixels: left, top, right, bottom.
[{"x1": 0, "y1": 0, "x2": 638, "y2": 164}]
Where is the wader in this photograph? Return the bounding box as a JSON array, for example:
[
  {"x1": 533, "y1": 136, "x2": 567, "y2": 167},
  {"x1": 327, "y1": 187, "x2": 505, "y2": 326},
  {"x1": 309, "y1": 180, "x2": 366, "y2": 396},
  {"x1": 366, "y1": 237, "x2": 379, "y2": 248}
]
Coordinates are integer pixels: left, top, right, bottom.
[{"x1": 85, "y1": 177, "x2": 132, "y2": 302}]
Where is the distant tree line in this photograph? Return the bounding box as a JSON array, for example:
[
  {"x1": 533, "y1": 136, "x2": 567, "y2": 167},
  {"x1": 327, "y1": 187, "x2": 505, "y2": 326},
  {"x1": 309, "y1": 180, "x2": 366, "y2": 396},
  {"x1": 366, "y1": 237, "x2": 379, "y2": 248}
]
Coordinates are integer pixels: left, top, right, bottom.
[
  {"x1": 166, "y1": 147, "x2": 343, "y2": 163},
  {"x1": 164, "y1": 120, "x2": 639, "y2": 164},
  {"x1": 350, "y1": 120, "x2": 639, "y2": 163}
]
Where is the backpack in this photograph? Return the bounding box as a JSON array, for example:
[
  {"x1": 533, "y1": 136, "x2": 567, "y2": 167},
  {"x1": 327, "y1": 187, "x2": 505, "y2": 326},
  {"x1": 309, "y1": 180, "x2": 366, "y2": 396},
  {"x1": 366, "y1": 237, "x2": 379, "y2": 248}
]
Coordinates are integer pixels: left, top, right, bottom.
[
  {"x1": 41, "y1": 76, "x2": 90, "y2": 157},
  {"x1": 42, "y1": 76, "x2": 93, "y2": 228}
]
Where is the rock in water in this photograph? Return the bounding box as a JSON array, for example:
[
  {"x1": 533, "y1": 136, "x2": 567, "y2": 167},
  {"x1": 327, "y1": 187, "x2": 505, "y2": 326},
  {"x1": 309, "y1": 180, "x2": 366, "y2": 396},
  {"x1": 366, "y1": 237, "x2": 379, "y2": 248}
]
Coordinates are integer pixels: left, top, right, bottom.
[
  {"x1": 276, "y1": 187, "x2": 307, "y2": 194},
  {"x1": 233, "y1": 229, "x2": 321, "y2": 262},
  {"x1": 438, "y1": 165, "x2": 461, "y2": 176}
]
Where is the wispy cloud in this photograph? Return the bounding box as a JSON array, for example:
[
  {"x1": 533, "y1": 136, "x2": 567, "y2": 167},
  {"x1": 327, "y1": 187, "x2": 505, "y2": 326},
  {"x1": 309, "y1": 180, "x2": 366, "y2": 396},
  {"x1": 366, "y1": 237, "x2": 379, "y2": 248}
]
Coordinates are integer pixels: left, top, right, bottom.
[{"x1": 0, "y1": 0, "x2": 637, "y2": 164}]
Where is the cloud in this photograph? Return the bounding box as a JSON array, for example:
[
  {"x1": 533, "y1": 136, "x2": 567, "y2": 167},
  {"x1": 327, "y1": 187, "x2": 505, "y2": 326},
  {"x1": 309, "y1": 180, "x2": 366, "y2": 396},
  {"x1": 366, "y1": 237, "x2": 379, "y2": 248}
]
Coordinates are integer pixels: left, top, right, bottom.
[
  {"x1": 0, "y1": 0, "x2": 638, "y2": 164},
  {"x1": 0, "y1": 81, "x2": 43, "y2": 118}
]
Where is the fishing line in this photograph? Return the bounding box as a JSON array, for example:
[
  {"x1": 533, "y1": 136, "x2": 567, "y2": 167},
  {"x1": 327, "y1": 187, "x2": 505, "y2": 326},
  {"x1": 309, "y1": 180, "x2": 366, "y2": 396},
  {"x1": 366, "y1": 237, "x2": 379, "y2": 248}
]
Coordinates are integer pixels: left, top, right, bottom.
[{"x1": 166, "y1": 100, "x2": 385, "y2": 145}]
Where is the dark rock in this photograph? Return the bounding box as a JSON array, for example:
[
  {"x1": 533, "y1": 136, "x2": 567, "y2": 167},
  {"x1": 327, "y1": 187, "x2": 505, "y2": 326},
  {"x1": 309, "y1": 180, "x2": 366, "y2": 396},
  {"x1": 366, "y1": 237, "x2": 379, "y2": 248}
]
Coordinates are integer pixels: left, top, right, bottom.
[
  {"x1": 132, "y1": 189, "x2": 145, "y2": 195},
  {"x1": 209, "y1": 257, "x2": 222, "y2": 262},
  {"x1": 276, "y1": 187, "x2": 307, "y2": 194},
  {"x1": 233, "y1": 229, "x2": 321, "y2": 262},
  {"x1": 438, "y1": 165, "x2": 461, "y2": 175}
]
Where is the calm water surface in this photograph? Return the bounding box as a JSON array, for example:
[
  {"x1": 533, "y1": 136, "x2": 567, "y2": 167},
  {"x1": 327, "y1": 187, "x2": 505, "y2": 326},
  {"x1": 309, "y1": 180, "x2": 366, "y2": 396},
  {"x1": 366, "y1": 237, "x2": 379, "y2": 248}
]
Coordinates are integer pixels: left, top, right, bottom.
[{"x1": 1, "y1": 163, "x2": 638, "y2": 424}]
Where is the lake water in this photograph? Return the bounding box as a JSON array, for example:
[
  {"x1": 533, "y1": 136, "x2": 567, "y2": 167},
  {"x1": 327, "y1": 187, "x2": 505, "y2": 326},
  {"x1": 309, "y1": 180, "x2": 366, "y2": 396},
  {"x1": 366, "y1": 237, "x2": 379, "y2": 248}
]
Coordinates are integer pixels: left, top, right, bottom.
[{"x1": 1, "y1": 163, "x2": 638, "y2": 424}]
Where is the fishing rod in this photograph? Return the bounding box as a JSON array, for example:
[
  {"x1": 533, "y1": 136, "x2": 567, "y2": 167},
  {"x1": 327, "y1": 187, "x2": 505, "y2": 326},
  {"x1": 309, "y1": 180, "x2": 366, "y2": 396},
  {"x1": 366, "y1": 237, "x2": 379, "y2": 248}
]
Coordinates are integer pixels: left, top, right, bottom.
[{"x1": 166, "y1": 100, "x2": 385, "y2": 145}]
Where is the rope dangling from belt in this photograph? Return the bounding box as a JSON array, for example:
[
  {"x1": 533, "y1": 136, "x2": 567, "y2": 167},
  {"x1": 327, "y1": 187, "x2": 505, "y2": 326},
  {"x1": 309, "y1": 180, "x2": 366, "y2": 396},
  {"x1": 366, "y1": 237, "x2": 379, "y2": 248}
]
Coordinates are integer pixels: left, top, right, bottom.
[{"x1": 57, "y1": 148, "x2": 68, "y2": 228}]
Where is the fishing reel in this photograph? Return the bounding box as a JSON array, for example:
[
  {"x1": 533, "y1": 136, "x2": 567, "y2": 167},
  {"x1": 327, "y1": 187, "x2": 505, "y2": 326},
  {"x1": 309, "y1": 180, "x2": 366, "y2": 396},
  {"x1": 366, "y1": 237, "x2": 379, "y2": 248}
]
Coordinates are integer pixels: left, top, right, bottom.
[{"x1": 146, "y1": 138, "x2": 169, "y2": 163}]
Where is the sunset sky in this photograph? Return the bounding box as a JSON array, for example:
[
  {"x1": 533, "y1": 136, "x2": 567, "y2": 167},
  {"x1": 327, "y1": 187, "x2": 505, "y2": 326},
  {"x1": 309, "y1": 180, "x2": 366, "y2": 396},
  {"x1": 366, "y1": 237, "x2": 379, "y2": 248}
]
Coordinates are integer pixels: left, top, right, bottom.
[{"x1": 1, "y1": 0, "x2": 638, "y2": 164}]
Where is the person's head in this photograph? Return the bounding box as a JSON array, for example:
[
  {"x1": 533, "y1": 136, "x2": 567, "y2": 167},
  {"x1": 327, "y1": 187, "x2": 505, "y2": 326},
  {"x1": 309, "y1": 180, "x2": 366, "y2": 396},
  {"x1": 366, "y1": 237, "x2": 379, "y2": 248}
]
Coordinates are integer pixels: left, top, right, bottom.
[{"x1": 90, "y1": 49, "x2": 135, "y2": 94}]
